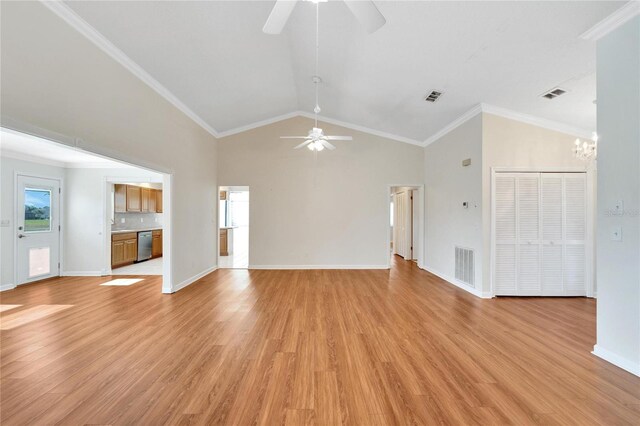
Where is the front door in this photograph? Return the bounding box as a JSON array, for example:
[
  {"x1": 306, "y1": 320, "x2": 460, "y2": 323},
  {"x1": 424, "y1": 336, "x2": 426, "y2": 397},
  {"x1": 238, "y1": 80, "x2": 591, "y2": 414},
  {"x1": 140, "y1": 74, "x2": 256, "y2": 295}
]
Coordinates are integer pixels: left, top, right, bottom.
[{"x1": 16, "y1": 175, "x2": 61, "y2": 285}]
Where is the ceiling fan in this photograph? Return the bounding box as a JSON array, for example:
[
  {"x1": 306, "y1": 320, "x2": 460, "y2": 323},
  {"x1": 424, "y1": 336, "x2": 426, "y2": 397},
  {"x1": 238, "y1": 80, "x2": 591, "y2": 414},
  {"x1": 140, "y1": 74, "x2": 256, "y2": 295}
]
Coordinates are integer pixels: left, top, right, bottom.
[
  {"x1": 276, "y1": 1, "x2": 354, "y2": 152},
  {"x1": 263, "y1": 0, "x2": 386, "y2": 35}
]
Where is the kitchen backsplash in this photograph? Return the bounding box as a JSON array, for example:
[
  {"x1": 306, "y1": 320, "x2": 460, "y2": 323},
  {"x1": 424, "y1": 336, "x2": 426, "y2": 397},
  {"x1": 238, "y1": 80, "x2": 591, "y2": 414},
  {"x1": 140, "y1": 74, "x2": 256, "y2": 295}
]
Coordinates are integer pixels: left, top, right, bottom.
[{"x1": 112, "y1": 212, "x2": 163, "y2": 231}]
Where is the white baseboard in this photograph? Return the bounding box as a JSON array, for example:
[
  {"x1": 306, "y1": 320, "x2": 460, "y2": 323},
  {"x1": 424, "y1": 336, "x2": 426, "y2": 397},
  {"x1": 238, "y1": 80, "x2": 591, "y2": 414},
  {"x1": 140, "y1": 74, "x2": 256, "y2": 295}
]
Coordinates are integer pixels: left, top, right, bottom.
[
  {"x1": 420, "y1": 264, "x2": 492, "y2": 299},
  {"x1": 592, "y1": 344, "x2": 640, "y2": 377},
  {"x1": 248, "y1": 265, "x2": 389, "y2": 270},
  {"x1": 0, "y1": 283, "x2": 16, "y2": 292},
  {"x1": 61, "y1": 271, "x2": 104, "y2": 277},
  {"x1": 169, "y1": 266, "x2": 217, "y2": 294}
]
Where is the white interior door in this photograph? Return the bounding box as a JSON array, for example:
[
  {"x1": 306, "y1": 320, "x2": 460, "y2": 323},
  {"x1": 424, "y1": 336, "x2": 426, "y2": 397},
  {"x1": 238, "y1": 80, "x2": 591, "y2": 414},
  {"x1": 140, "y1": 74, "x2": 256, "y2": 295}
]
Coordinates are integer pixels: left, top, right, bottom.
[
  {"x1": 493, "y1": 172, "x2": 587, "y2": 296},
  {"x1": 16, "y1": 175, "x2": 61, "y2": 285}
]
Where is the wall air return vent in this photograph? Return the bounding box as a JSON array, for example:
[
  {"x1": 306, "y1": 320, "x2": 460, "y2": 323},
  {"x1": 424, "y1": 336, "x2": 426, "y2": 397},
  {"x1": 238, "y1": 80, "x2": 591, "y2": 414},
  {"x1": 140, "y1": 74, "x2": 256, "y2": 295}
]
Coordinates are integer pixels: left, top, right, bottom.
[
  {"x1": 542, "y1": 87, "x2": 567, "y2": 100},
  {"x1": 425, "y1": 90, "x2": 444, "y2": 102},
  {"x1": 455, "y1": 246, "x2": 475, "y2": 287}
]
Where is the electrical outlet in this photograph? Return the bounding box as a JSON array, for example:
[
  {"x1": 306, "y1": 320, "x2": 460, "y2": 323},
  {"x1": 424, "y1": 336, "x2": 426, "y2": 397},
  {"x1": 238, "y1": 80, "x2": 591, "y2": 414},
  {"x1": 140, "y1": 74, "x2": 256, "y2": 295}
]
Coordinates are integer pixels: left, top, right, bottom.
[
  {"x1": 611, "y1": 226, "x2": 622, "y2": 241},
  {"x1": 120, "y1": 218, "x2": 125, "y2": 224}
]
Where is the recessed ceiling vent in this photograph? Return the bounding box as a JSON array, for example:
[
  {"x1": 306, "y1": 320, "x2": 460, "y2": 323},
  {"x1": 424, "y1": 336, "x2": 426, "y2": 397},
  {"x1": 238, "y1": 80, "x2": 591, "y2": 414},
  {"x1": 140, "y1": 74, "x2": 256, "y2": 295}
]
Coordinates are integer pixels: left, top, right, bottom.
[
  {"x1": 542, "y1": 87, "x2": 567, "y2": 100},
  {"x1": 425, "y1": 90, "x2": 444, "y2": 102}
]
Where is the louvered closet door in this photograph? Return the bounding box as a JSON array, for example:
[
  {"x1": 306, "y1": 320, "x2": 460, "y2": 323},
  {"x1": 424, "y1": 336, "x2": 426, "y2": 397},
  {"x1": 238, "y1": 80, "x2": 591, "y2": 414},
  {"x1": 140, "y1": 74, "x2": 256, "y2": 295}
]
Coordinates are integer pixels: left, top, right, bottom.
[
  {"x1": 494, "y1": 172, "x2": 587, "y2": 296},
  {"x1": 516, "y1": 175, "x2": 542, "y2": 295},
  {"x1": 563, "y1": 174, "x2": 587, "y2": 296},
  {"x1": 494, "y1": 174, "x2": 518, "y2": 295},
  {"x1": 541, "y1": 174, "x2": 564, "y2": 295}
]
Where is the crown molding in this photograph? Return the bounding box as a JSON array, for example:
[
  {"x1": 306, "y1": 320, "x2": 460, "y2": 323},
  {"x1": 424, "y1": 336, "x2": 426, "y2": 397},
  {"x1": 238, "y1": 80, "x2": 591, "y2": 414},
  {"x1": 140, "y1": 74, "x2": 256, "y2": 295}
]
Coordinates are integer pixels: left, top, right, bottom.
[
  {"x1": 422, "y1": 104, "x2": 483, "y2": 147},
  {"x1": 40, "y1": 0, "x2": 220, "y2": 138},
  {"x1": 423, "y1": 103, "x2": 593, "y2": 148},
  {"x1": 580, "y1": 1, "x2": 640, "y2": 41},
  {"x1": 480, "y1": 104, "x2": 593, "y2": 140},
  {"x1": 216, "y1": 111, "x2": 301, "y2": 138},
  {"x1": 218, "y1": 110, "x2": 423, "y2": 146},
  {"x1": 296, "y1": 111, "x2": 423, "y2": 146}
]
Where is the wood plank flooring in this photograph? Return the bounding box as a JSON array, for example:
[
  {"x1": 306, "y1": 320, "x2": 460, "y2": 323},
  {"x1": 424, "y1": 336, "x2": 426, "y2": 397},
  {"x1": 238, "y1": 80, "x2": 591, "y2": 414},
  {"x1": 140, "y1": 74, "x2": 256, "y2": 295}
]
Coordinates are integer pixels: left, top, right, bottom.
[{"x1": 1, "y1": 258, "x2": 639, "y2": 425}]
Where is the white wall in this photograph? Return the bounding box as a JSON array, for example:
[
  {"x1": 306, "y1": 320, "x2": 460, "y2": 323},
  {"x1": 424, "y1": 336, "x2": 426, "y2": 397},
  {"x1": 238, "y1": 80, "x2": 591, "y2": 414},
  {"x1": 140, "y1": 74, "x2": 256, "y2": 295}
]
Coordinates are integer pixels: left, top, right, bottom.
[
  {"x1": 0, "y1": 156, "x2": 66, "y2": 289},
  {"x1": 218, "y1": 116, "x2": 423, "y2": 268},
  {"x1": 481, "y1": 113, "x2": 591, "y2": 295},
  {"x1": 424, "y1": 114, "x2": 483, "y2": 292},
  {"x1": 1, "y1": 2, "x2": 218, "y2": 291},
  {"x1": 594, "y1": 16, "x2": 640, "y2": 376},
  {"x1": 64, "y1": 168, "x2": 162, "y2": 275}
]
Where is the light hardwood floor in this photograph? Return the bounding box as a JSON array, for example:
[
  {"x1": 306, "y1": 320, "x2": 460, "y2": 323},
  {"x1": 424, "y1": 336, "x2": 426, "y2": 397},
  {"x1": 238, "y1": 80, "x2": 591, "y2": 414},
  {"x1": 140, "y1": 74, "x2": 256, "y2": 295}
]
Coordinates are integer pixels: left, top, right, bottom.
[{"x1": 1, "y1": 258, "x2": 639, "y2": 425}]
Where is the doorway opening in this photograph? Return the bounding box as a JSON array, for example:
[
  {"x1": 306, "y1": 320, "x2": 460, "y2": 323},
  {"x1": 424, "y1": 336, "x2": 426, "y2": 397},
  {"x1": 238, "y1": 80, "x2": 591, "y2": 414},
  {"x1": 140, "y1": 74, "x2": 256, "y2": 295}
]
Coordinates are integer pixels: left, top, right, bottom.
[
  {"x1": 389, "y1": 185, "x2": 422, "y2": 265},
  {"x1": 1, "y1": 126, "x2": 172, "y2": 293},
  {"x1": 218, "y1": 186, "x2": 249, "y2": 269}
]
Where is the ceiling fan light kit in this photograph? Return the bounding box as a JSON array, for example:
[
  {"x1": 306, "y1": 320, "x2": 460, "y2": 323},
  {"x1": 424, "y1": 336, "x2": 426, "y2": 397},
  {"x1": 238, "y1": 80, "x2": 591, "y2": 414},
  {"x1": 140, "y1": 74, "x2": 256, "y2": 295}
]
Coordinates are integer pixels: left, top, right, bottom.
[{"x1": 270, "y1": 1, "x2": 369, "y2": 153}]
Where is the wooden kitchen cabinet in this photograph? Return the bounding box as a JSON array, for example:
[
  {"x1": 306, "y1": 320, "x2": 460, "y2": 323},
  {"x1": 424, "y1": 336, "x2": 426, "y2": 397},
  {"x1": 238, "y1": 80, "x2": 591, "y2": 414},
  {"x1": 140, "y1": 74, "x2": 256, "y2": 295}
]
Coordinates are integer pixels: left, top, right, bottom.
[
  {"x1": 148, "y1": 189, "x2": 157, "y2": 212},
  {"x1": 114, "y1": 184, "x2": 127, "y2": 213},
  {"x1": 220, "y1": 228, "x2": 228, "y2": 256},
  {"x1": 152, "y1": 230, "x2": 163, "y2": 258},
  {"x1": 126, "y1": 185, "x2": 142, "y2": 212},
  {"x1": 156, "y1": 190, "x2": 163, "y2": 213},
  {"x1": 112, "y1": 232, "x2": 138, "y2": 268},
  {"x1": 141, "y1": 188, "x2": 151, "y2": 212}
]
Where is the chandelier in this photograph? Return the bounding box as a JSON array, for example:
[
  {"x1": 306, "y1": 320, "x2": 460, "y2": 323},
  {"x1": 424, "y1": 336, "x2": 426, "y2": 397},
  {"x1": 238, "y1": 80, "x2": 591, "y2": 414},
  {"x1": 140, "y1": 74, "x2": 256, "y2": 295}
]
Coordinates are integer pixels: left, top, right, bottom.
[{"x1": 574, "y1": 133, "x2": 598, "y2": 161}]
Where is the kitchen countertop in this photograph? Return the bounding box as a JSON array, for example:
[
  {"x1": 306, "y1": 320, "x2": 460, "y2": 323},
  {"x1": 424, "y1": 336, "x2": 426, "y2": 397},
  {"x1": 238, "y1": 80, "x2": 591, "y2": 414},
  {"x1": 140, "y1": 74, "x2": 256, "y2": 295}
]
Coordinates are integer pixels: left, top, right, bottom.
[{"x1": 111, "y1": 227, "x2": 163, "y2": 234}]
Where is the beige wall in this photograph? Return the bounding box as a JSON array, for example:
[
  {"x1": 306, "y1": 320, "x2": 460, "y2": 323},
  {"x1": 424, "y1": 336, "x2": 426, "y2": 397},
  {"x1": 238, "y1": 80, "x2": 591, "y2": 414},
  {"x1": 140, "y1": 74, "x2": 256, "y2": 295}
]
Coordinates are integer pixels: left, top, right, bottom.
[
  {"x1": 481, "y1": 113, "x2": 592, "y2": 294},
  {"x1": 1, "y1": 2, "x2": 218, "y2": 291},
  {"x1": 218, "y1": 116, "x2": 424, "y2": 268},
  {"x1": 424, "y1": 115, "x2": 483, "y2": 292}
]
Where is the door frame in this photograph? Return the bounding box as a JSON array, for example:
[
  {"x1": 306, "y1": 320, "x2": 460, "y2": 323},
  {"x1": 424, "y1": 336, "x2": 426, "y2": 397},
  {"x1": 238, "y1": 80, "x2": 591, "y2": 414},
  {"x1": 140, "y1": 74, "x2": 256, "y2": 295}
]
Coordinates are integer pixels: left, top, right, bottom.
[
  {"x1": 217, "y1": 186, "x2": 250, "y2": 269},
  {"x1": 386, "y1": 184, "x2": 425, "y2": 269},
  {"x1": 13, "y1": 172, "x2": 64, "y2": 286},
  {"x1": 490, "y1": 166, "x2": 595, "y2": 298},
  {"x1": 102, "y1": 176, "x2": 164, "y2": 277}
]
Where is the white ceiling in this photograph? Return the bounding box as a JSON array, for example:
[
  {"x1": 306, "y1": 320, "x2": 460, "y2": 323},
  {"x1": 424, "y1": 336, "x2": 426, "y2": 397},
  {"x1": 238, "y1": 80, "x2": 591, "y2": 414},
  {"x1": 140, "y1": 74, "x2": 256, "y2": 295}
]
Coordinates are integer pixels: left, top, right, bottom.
[
  {"x1": 0, "y1": 128, "x2": 133, "y2": 168},
  {"x1": 63, "y1": 1, "x2": 625, "y2": 143}
]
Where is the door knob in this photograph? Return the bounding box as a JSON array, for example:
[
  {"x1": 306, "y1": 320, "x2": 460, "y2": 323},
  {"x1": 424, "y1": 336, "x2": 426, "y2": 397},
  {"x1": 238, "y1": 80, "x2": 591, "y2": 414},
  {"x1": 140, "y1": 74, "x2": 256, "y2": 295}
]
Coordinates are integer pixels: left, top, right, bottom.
[{"x1": 18, "y1": 234, "x2": 26, "y2": 239}]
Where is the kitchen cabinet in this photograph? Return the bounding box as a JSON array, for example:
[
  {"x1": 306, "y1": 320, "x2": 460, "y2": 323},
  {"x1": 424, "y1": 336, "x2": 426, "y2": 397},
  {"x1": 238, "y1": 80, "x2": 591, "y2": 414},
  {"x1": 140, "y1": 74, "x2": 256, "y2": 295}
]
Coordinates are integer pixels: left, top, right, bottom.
[
  {"x1": 126, "y1": 185, "x2": 142, "y2": 212},
  {"x1": 152, "y1": 230, "x2": 163, "y2": 258},
  {"x1": 148, "y1": 189, "x2": 157, "y2": 212},
  {"x1": 141, "y1": 188, "x2": 151, "y2": 212},
  {"x1": 114, "y1": 184, "x2": 127, "y2": 213},
  {"x1": 156, "y1": 190, "x2": 163, "y2": 213},
  {"x1": 220, "y1": 228, "x2": 228, "y2": 256},
  {"x1": 114, "y1": 184, "x2": 163, "y2": 214},
  {"x1": 112, "y1": 232, "x2": 138, "y2": 267}
]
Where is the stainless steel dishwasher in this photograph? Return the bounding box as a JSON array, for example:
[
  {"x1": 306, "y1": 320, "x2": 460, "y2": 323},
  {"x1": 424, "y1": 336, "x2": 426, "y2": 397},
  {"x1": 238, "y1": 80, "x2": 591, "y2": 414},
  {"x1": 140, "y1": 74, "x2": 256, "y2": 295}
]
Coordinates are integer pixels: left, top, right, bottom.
[{"x1": 137, "y1": 231, "x2": 153, "y2": 262}]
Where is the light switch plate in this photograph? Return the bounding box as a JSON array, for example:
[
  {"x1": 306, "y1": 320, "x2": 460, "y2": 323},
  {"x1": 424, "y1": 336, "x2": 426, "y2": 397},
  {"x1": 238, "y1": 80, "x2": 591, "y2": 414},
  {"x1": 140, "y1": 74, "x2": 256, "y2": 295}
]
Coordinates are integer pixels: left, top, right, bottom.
[
  {"x1": 614, "y1": 200, "x2": 624, "y2": 215},
  {"x1": 0, "y1": 219, "x2": 10, "y2": 227},
  {"x1": 611, "y1": 226, "x2": 622, "y2": 241}
]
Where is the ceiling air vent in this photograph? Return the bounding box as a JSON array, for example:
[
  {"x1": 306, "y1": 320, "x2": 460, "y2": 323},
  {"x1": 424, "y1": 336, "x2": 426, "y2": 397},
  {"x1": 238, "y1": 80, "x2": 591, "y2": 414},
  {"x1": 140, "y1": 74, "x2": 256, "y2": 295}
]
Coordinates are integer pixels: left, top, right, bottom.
[
  {"x1": 542, "y1": 87, "x2": 567, "y2": 100},
  {"x1": 425, "y1": 90, "x2": 443, "y2": 102}
]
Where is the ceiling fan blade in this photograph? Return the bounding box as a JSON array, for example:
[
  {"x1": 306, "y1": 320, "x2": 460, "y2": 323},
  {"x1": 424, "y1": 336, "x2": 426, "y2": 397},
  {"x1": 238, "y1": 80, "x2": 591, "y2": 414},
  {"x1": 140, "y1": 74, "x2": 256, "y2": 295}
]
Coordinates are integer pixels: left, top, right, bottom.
[
  {"x1": 320, "y1": 140, "x2": 336, "y2": 150},
  {"x1": 293, "y1": 140, "x2": 312, "y2": 149},
  {"x1": 263, "y1": 0, "x2": 298, "y2": 34},
  {"x1": 280, "y1": 136, "x2": 310, "y2": 139},
  {"x1": 324, "y1": 135, "x2": 353, "y2": 141},
  {"x1": 344, "y1": 0, "x2": 386, "y2": 34}
]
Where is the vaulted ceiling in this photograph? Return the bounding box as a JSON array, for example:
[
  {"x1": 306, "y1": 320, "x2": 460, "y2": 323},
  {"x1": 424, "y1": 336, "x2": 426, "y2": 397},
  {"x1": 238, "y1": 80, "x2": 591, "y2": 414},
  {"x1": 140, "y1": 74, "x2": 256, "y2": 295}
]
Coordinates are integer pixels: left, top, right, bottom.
[{"x1": 64, "y1": 1, "x2": 625, "y2": 143}]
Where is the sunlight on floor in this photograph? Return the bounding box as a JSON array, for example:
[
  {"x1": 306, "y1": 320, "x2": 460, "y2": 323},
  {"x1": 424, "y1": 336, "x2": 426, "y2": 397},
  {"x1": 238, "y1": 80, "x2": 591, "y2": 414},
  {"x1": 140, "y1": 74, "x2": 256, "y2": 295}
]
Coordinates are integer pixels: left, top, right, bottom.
[
  {"x1": 100, "y1": 278, "x2": 144, "y2": 286},
  {"x1": 0, "y1": 305, "x2": 73, "y2": 330},
  {"x1": 0, "y1": 304, "x2": 22, "y2": 313}
]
